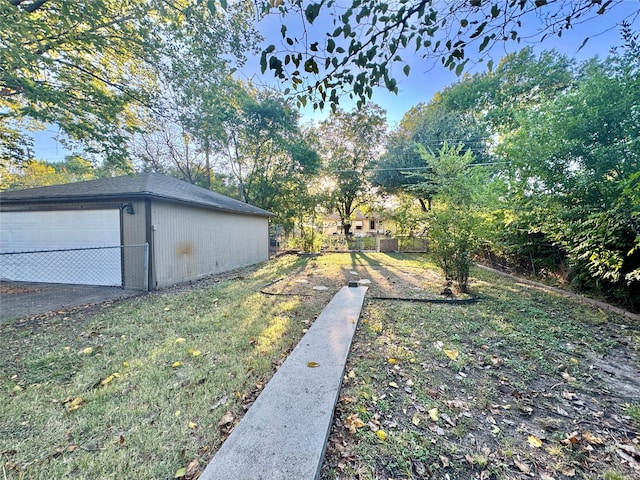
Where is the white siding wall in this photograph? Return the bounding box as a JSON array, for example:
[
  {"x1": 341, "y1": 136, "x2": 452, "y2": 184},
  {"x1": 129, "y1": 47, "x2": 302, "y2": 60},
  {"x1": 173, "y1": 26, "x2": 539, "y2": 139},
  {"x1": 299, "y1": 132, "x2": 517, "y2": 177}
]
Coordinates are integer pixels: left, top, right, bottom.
[{"x1": 151, "y1": 202, "x2": 269, "y2": 288}]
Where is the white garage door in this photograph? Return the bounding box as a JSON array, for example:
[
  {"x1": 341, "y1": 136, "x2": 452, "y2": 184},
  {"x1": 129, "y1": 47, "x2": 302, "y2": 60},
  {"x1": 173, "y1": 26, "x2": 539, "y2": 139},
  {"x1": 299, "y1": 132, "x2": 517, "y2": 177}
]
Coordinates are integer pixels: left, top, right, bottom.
[{"x1": 0, "y1": 209, "x2": 122, "y2": 286}]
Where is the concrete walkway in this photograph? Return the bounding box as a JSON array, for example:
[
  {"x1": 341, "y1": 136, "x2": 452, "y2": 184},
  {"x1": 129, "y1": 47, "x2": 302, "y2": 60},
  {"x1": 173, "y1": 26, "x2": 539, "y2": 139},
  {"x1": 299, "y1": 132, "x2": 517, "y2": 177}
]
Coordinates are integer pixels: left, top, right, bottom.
[{"x1": 200, "y1": 285, "x2": 368, "y2": 480}]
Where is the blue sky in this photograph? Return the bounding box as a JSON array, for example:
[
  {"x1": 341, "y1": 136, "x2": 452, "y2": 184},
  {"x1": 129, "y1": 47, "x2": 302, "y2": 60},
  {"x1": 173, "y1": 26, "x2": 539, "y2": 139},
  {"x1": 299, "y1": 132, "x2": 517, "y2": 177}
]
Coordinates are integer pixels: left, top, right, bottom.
[
  {"x1": 242, "y1": 0, "x2": 640, "y2": 126},
  {"x1": 32, "y1": 1, "x2": 639, "y2": 161}
]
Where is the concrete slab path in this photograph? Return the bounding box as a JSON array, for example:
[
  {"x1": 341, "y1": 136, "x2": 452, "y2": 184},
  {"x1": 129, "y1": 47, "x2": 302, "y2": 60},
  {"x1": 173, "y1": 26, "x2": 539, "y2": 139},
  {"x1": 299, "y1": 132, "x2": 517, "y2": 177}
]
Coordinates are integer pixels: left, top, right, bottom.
[{"x1": 200, "y1": 285, "x2": 368, "y2": 480}]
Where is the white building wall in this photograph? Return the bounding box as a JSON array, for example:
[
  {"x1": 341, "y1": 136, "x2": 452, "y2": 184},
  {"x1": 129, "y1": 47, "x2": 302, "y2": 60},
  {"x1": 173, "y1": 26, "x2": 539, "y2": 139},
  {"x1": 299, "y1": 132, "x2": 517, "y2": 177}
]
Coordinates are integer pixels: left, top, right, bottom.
[
  {"x1": 150, "y1": 201, "x2": 269, "y2": 288},
  {"x1": 0, "y1": 209, "x2": 122, "y2": 286}
]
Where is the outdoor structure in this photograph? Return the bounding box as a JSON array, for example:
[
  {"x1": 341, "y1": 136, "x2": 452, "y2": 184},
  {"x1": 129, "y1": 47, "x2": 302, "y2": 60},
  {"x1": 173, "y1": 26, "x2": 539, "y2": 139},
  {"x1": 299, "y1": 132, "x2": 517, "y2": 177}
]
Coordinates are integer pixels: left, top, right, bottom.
[
  {"x1": 0, "y1": 173, "x2": 273, "y2": 290},
  {"x1": 322, "y1": 210, "x2": 387, "y2": 236}
]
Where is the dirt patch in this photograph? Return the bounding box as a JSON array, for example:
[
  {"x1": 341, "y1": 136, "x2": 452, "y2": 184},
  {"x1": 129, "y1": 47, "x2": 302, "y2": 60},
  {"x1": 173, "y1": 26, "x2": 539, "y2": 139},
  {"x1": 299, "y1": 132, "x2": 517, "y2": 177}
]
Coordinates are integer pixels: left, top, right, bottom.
[{"x1": 262, "y1": 254, "x2": 474, "y2": 302}]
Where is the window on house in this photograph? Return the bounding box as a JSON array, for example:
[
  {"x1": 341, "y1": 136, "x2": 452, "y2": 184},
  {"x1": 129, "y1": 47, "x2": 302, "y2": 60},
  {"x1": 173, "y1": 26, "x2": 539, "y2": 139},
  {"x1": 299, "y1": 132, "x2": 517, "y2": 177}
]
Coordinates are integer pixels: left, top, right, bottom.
[
  {"x1": 369, "y1": 220, "x2": 376, "y2": 230},
  {"x1": 355, "y1": 221, "x2": 363, "y2": 230}
]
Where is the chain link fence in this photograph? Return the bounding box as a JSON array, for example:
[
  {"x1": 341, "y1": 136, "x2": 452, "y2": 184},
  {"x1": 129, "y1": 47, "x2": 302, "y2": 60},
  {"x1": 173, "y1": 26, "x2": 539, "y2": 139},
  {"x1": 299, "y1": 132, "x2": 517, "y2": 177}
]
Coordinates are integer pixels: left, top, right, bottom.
[
  {"x1": 395, "y1": 236, "x2": 429, "y2": 252},
  {"x1": 0, "y1": 244, "x2": 149, "y2": 290},
  {"x1": 270, "y1": 235, "x2": 428, "y2": 254}
]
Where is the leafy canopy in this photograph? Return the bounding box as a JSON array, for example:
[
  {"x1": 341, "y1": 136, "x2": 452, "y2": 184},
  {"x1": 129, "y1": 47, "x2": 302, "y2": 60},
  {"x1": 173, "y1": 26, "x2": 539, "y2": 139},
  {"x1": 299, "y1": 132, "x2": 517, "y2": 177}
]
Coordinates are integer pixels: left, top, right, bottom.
[
  {"x1": 0, "y1": 0, "x2": 257, "y2": 168},
  {"x1": 257, "y1": 0, "x2": 631, "y2": 110}
]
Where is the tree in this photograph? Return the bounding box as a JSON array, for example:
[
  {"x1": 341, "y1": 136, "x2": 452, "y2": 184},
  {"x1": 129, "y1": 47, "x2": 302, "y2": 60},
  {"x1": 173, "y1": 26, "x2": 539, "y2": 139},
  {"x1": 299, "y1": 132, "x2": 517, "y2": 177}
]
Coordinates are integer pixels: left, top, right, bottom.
[
  {"x1": 1, "y1": 155, "x2": 96, "y2": 190},
  {"x1": 209, "y1": 88, "x2": 321, "y2": 224},
  {"x1": 414, "y1": 142, "x2": 490, "y2": 292},
  {"x1": 314, "y1": 104, "x2": 387, "y2": 236},
  {"x1": 131, "y1": 114, "x2": 213, "y2": 188},
  {"x1": 0, "y1": 122, "x2": 34, "y2": 169},
  {"x1": 497, "y1": 44, "x2": 639, "y2": 306},
  {"x1": 372, "y1": 92, "x2": 490, "y2": 210},
  {"x1": 1, "y1": 0, "x2": 257, "y2": 169},
  {"x1": 257, "y1": 0, "x2": 631, "y2": 109}
]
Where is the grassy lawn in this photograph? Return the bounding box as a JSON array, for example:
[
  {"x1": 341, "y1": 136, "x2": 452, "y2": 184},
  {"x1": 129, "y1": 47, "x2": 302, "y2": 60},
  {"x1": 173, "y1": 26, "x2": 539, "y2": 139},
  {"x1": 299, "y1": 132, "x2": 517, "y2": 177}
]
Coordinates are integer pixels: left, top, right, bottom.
[
  {"x1": 0, "y1": 255, "x2": 333, "y2": 479},
  {"x1": 319, "y1": 257, "x2": 640, "y2": 479},
  {"x1": 2, "y1": 253, "x2": 639, "y2": 479}
]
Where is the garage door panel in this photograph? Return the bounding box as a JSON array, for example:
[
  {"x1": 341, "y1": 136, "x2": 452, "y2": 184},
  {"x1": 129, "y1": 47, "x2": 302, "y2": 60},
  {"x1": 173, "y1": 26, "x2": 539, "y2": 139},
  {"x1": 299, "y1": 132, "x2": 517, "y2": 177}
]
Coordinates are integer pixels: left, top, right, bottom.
[{"x1": 0, "y1": 210, "x2": 122, "y2": 286}]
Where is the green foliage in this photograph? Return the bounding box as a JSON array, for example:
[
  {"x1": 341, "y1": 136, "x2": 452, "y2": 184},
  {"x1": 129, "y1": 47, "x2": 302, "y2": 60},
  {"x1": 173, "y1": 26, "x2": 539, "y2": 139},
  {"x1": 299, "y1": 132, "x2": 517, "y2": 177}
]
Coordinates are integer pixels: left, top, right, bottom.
[
  {"x1": 313, "y1": 104, "x2": 387, "y2": 237},
  {"x1": 1, "y1": 156, "x2": 97, "y2": 191},
  {"x1": 384, "y1": 193, "x2": 426, "y2": 236},
  {"x1": 208, "y1": 88, "x2": 320, "y2": 225},
  {"x1": 257, "y1": 0, "x2": 623, "y2": 109},
  {"x1": 372, "y1": 97, "x2": 489, "y2": 211},
  {"x1": 494, "y1": 44, "x2": 640, "y2": 308},
  {"x1": 415, "y1": 142, "x2": 489, "y2": 292},
  {"x1": 1, "y1": 0, "x2": 258, "y2": 168},
  {"x1": 412, "y1": 42, "x2": 640, "y2": 310}
]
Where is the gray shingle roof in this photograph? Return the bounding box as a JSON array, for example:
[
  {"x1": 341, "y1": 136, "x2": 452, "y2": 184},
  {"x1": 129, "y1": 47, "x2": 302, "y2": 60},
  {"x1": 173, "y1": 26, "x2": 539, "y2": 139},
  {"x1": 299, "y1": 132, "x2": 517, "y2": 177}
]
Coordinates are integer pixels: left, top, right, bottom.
[{"x1": 0, "y1": 173, "x2": 273, "y2": 217}]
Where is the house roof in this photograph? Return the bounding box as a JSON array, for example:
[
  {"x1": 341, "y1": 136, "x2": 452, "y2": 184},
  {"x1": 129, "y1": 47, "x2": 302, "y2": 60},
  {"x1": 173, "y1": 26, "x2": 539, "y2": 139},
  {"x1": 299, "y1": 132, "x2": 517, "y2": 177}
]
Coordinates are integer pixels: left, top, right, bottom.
[{"x1": 0, "y1": 173, "x2": 274, "y2": 217}]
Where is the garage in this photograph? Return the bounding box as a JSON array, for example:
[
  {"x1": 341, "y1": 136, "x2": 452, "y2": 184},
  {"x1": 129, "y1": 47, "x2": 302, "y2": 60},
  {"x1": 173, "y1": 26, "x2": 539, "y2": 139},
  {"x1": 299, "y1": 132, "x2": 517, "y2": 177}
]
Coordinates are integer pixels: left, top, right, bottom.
[
  {"x1": 0, "y1": 173, "x2": 273, "y2": 290},
  {"x1": 0, "y1": 209, "x2": 122, "y2": 286}
]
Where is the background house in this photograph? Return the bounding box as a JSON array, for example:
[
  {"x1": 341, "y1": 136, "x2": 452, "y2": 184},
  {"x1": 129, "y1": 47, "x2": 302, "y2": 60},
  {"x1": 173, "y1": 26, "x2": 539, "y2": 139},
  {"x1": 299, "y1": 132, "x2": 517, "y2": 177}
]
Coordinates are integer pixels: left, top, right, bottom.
[
  {"x1": 322, "y1": 210, "x2": 387, "y2": 236},
  {"x1": 0, "y1": 173, "x2": 273, "y2": 290}
]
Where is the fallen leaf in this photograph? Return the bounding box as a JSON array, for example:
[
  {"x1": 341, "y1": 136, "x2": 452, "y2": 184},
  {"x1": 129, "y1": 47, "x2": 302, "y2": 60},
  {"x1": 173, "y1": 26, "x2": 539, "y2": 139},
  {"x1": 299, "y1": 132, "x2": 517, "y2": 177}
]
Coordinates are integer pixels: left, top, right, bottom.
[
  {"x1": 100, "y1": 373, "x2": 120, "y2": 386},
  {"x1": 175, "y1": 410, "x2": 181, "y2": 417},
  {"x1": 561, "y1": 371, "x2": 576, "y2": 382},
  {"x1": 514, "y1": 458, "x2": 531, "y2": 474},
  {"x1": 188, "y1": 422, "x2": 198, "y2": 429},
  {"x1": 388, "y1": 381, "x2": 399, "y2": 389},
  {"x1": 185, "y1": 458, "x2": 200, "y2": 479},
  {"x1": 465, "y1": 453, "x2": 474, "y2": 465},
  {"x1": 439, "y1": 455, "x2": 450, "y2": 468},
  {"x1": 175, "y1": 338, "x2": 186, "y2": 344},
  {"x1": 307, "y1": 361, "x2": 320, "y2": 368},
  {"x1": 375, "y1": 429, "x2": 387, "y2": 440},
  {"x1": 388, "y1": 357, "x2": 399, "y2": 364},
  {"x1": 583, "y1": 431, "x2": 603, "y2": 445},
  {"x1": 411, "y1": 413, "x2": 421, "y2": 426},
  {"x1": 218, "y1": 411, "x2": 235, "y2": 428},
  {"x1": 528, "y1": 434, "x2": 543, "y2": 448},
  {"x1": 562, "y1": 431, "x2": 580, "y2": 445},
  {"x1": 428, "y1": 408, "x2": 439, "y2": 421},
  {"x1": 172, "y1": 361, "x2": 183, "y2": 368},
  {"x1": 122, "y1": 361, "x2": 129, "y2": 368},
  {"x1": 188, "y1": 349, "x2": 201, "y2": 357},
  {"x1": 347, "y1": 370, "x2": 356, "y2": 378},
  {"x1": 561, "y1": 391, "x2": 577, "y2": 400},
  {"x1": 174, "y1": 467, "x2": 187, "y2": 478},
  {"x1": 66, "y1": 397, "x2": 83, "y2": 412},
  {"x1": 561, "y1": 467, "x2": 576, "y2": 477},
  {"x1": 443, "y1": 349, "x2": 459, "y2": 361},
  {"x1": 345, "y1": 415, "x2": 366, "y2": 433},
  {"x1": 441, "y1": 413, "x2": 456, "y2": 427},
  {"x1": 80, "y1": 347, "x2": 93, "y2": 355}
]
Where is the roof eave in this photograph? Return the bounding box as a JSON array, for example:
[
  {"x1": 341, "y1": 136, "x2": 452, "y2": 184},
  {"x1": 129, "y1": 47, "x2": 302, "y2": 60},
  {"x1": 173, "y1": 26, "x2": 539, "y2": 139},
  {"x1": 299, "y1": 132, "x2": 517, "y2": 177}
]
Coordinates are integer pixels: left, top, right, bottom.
[{"x1": 0, "y1": 191, "x2": 275, "y2": 218}]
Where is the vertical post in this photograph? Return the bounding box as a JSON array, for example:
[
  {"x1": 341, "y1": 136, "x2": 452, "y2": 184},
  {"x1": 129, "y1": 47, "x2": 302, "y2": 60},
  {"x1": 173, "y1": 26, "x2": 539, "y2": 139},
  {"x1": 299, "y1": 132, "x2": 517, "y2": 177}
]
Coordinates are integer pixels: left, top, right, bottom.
[{"x1": 144, "y1": 243, "x2": 149, "y2": 291}]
